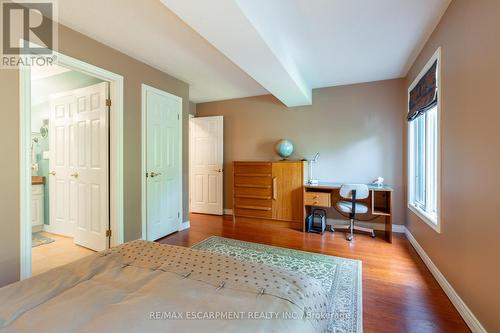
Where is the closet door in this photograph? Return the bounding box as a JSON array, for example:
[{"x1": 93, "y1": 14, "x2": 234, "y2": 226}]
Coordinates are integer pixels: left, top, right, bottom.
[
  {"x1": 144, "y1": 86, "x2": 182, "y2": 241},
  {"x1": 271, "y1": 161, "x2": 303, "y2": 224}
]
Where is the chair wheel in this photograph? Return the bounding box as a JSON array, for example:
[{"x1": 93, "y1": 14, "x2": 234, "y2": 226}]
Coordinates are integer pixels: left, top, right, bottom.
[
  {"x1": 346, "y1": 235, "x2": 353, "y2": 241},
  {"x1": 330, "y1": 226, "x2": 335, "y2": 232}
]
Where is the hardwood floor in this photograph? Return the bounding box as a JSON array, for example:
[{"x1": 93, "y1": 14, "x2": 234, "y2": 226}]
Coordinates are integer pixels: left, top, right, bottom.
[{"x1": 159, "y1": 213, "x2": 470, "y2": 333}]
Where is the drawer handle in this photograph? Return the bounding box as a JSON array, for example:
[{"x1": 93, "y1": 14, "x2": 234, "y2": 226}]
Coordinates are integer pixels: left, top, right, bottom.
[
  {"x1": 235, "y1": 184, "x2": 271, "y2": 189},
  {"x1": 235, "y1": 173, "x2": 271, "y2": 177},
  {"x1": 236, "y1": 205, "x2": 271, "y2": 211},
  {"x1": 235, "y1": 195, "x2": 272, "y2": 200}
]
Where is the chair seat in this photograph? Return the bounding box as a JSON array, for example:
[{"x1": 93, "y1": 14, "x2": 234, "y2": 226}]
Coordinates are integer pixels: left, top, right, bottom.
[{"x1": 336, "y1": 201, "x2": 368, "y2": 214}]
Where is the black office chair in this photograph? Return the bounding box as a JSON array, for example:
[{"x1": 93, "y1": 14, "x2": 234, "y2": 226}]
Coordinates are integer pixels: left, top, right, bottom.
[{"x1": 332, "y1": 184, "x2": 375, "y2": 241}]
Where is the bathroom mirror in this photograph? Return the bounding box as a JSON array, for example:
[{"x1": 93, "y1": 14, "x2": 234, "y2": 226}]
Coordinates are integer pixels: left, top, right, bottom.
[
  {"x1": 40, "y1": 119, "x2": 49, "y2": 138},
  {"x1": 40, "y1": 126, "x2": 48, "y2": 138}
]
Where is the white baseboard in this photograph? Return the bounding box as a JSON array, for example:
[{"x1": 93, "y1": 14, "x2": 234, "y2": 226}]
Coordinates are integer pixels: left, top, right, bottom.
[
  {"x1": 42, "y1": 224, "x2": 72, "y2": 237},
  {"x1": 391, "y1": 224, "x2": 406, "y2": 233},
  {"x1": 404, "y1": 227, "x2": 487, "y2": 333},
  {"x1": 179, "y1": 220, "x2": 190, "y2": 231},
  {"x1": 223, "y1": 209, "x2": 233, "y2": 215},
  {"x1": 32, "y1": 225, "x2": 43, "y2": 233}
]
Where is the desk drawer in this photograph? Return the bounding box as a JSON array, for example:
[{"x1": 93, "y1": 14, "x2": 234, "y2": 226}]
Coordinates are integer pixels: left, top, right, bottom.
[{"x1": 304, "y1": 192, "x2": 331, "y2": 207}]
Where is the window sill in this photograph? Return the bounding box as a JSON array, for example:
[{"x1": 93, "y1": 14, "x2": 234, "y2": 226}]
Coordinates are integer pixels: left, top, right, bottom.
[{"x1": 408, "y1": 203, "x2": 440, "y2": 233}]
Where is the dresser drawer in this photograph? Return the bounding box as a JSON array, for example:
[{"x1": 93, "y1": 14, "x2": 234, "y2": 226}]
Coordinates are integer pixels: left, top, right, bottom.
[
  {"x1": 235, "y1": 197, "x2": 271, "y2": 208},
  {"x1": 234, "y1": 175, "x2": 272, "y2": 187},
  {"x1": 304, "y1": 192, "x2": 331, "y2": 207},
  {"x1": 234, "y1": 162, "x2": 272, "y2": 176},
  {"x1": 234, "y1": 186, "x2": 272, "y2": 199},
  {"x1": 234, "y1": 206, "x2": 272, "y2": 219}
]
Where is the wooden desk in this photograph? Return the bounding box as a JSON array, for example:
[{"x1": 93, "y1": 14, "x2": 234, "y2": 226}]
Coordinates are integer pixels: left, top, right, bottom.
[{"x1": 304, "y1": 182, "x2": 394, "y2": 243}]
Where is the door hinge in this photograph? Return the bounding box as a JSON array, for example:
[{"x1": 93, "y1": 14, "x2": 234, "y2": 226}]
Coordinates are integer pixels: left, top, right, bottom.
[
  {"x1": 106, "y1": 229, "x2": 112, "y2": 237},
  {"x1": 106, "y1": 99, "x2": 112, "y2": 107},
  {"x1": 177, "y1": 114, "x2": 180, "y2": 120}
]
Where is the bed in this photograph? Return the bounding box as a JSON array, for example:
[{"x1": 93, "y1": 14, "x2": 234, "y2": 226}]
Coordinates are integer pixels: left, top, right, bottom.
[{"x1": 0, "y1": 240, "x2": 333, "y2": 332}]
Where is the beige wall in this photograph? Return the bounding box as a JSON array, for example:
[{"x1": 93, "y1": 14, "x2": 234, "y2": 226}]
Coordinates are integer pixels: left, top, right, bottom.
[
  {"x1": 196, "y1": 79, "x2": 406, "y2": 225},
  {"x1": 405, "y1": 0, "x2": 500, "y2": 331},
  {"x1": 0, "y1": 24, "x2": 189, "y2": 287},
  {"x1": 189, "y1": 102, "x2": 197, "y2": 116},
  {"x1": 0, "y1": 70, "x2": 21, "y2": 286}
]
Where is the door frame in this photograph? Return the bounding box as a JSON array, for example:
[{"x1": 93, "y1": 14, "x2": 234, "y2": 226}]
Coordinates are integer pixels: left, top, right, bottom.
[
  {"x1": 140, "y1": 84, "x2": 183, "y2": 240},
  {"x1": 19, "y1": 50, "x2": 124, "y2": 279}
]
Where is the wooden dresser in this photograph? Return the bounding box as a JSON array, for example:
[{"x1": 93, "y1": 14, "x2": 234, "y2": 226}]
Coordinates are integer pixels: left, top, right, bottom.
[{"x1": 233, "y1": 161, "x2": 304, "y2": 230}]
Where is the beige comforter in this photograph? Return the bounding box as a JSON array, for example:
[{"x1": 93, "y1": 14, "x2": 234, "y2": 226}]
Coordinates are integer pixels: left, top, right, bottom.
[{"x1": 0, "y1": 240, "x2": 330, "y2": 333}]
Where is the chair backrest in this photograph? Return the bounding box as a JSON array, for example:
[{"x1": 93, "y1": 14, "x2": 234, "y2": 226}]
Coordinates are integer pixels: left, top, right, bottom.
[{"x1": 339, "y1": 184, "x2": 369, "y2": 200}]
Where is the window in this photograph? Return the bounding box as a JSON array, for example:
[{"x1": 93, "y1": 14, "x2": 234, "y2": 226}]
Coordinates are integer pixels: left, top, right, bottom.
[{"x1": 408, "y1": 48, "x2": 440, "y2": 232}]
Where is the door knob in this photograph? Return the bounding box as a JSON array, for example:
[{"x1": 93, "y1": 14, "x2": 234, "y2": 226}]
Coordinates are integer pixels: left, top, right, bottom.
[
  {"x1": 217, "y1": 169, "x2": 223, "y2": 173},
  {"x1": 70, "y1": 172, "x2": 79, "y2": 178},
  {"x1": 49, "y1": 171, "x2": 56, "y2": 176},
  {"x1": 150, "y1": 172, "x2": 162, "y2": 178}
]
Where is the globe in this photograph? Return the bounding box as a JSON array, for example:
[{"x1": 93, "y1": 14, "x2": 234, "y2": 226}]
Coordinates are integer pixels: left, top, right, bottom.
[{"x1": 275, "y1": 139, "x2": 294, "y2": 159}]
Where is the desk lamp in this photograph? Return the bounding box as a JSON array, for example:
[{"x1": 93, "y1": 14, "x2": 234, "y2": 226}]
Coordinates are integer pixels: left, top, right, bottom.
[{"x1": 308, "y1": 152, "x2": 320, "y2": 185}]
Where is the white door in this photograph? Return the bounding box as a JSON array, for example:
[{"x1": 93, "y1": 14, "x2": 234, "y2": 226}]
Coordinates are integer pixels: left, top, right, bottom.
[
  {"x1": 73, "y1": 82, "x2": 109, "y2": 251},
  {"x1": 144, "y1": 86, "x2": 182, "y2": 241},
  {"x1": 189, "y1": 116, "x2": 223, "y2": 215},
  {"x1": 49, "y1": 94, "x2": 76, "y2": 236},
  {"x1": 49, "y1": 82, "x2": 109, "y2": 251}
]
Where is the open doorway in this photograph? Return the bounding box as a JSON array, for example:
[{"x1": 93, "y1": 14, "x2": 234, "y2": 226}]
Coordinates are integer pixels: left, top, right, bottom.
[
  {"x1": 30, "y1": 64, "x2": 108, "y2": 275},
  {"x1": 20, "y1": 51, "x2": 124, "y2": 279}
]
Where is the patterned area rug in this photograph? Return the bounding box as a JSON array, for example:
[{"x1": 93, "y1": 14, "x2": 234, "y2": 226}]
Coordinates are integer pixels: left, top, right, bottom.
[
  {"x1": 192, "y1": 236, "x2": 362, "y2": 333},
  {"x1": 32, "y1": 232, "x2": 55, "y2": 247}
]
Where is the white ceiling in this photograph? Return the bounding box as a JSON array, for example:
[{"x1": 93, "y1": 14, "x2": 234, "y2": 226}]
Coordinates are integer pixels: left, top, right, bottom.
[
  {"x1": 235, "y1": 0, "x2": 451, "y2": 89},
  {"x1": 56, "y1": 0, "x2": 451, "y2": 105},
  {"x1": 161, "y1": 0, "x2": 312, "y2": 106},
  {"x1": 56, "y1": 0, "x2": 267, "y2": 103},
  {"x1": 31, "y1": 64, "x2": 103, "y2": 106},
  {"x1": 31, "y1": 64, "x2": 70, "y2": 81}
]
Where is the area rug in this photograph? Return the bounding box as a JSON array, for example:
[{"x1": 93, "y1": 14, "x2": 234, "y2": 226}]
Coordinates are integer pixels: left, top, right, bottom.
[
  {"x1": 32, "y1": 232, "x2": 55, "y2": 247},
  {"x1": 192, "y1": 236, "x2": 362, "y2": 333}
]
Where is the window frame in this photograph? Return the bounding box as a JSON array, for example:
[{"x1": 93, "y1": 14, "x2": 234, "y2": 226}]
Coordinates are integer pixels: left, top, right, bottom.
[{"x1": 407, "y1": 47, "x2": 442, "y2": 233}]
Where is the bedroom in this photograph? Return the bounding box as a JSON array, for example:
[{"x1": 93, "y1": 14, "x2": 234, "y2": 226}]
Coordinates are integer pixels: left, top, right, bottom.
[{"x1": 0, "y1": 0, "x2": 498, "y2": 332}]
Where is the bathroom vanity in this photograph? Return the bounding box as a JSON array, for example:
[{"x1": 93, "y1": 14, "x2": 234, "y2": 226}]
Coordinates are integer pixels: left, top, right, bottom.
[{"x1": 31, "y1": 176, "x2": 45, "y2": 231}]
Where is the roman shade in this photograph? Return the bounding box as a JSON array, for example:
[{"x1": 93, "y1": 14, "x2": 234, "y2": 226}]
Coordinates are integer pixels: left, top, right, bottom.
[{"x1": 408, "y1": 61, "x2": 438, "y2": 121}]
